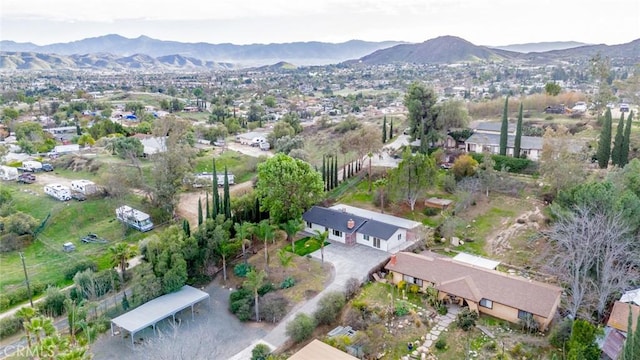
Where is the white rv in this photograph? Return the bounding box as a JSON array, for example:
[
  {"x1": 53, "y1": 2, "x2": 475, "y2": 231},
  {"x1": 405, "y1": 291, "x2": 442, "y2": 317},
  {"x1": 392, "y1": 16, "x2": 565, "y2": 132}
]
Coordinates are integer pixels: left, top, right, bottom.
[
  {"x1": 70, "y1": 179, "x2": 97, "y2": 195},
  {"x1": 44, "y1": 184, "x2": 71, "y2": 201},
  {"x1": 21, "y1": 161, "x2": 43, "y2": 172},
  {"x1": 115, "y1": 205, "x2": 154, "y2": 232},
  {"x1": 0, "y1": 166, "x2": 19, "y2": 181}
]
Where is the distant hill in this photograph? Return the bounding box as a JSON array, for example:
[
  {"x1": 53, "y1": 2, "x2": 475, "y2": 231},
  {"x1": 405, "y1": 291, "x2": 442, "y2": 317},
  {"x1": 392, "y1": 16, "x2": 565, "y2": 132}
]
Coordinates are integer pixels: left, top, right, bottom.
[
  {"x1": 490, "y1": 41, "x2": 589, "y2": 53},
  {"x1": 353, "y1": 36, "x2": 519, "y2": 65},
  {"x1": 520, "y1": 39, "x2": 640, "y2": 65},
  {"x1": 0, "y1": 51, "x2": 235, "y2": 71},
  {"x1": 252, "y1": 61, "x2": 298, "y2": 71},
  {"x1": 0, "y1": 34, "x2": 402, "y2": 66}
]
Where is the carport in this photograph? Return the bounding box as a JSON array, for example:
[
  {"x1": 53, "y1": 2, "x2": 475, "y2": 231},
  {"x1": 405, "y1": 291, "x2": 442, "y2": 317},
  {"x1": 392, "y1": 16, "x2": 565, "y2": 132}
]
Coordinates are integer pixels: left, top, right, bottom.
[{"x1": 110, "y1": 285, "x2": 210, "y2": 347}]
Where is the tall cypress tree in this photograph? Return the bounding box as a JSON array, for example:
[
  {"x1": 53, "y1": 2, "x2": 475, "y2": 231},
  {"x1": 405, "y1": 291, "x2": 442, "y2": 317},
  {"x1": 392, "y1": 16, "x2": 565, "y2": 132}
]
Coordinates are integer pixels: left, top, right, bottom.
[
  {"x1": 205, "y1": 192, "x2": 210, "y2": 219},
  {"x1": 621, "y1": 111, "x2": 634, "y2": 167},
  {"x1": 499, "y1": 96, "x2": 509, "y2": 156},
  {"x1": 390, "y1": 118, "x2": 394, "y2": 139},
  {"x1": 197, "y1": 197, "x2": 203, "y2": 226},
  {"x1": 321, "y1": 154, "x2": 326, "y2": 191},
  {"x1": 514, "y1": 102, "x2": 523, "y2": 158},
  {"x1": 382, "y1": 116, "x2": 387, "y2": 143},
  {"x1": 611, "y1": 112, "x2": 625, "y2": 166},
  {"x1": 212, "y1": 159, "x2": 220, "y2": 216},
  {"x1": 333, "y1": 155, "x2": 338, "y2": 188},
  {"x1": 597, "y1": 108, "x2": 613, "y2": 169},
  {"x1": 182, "y1": 219, "x2": 190, "y2": 237},
  {"x1": 223, "y1": 166, "x2": 231, "y2": 219}
]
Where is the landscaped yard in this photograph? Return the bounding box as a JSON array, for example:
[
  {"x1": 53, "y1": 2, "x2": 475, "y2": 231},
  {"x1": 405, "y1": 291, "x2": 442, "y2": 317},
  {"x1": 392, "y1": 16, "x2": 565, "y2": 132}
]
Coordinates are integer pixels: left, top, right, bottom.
[{"x1": 283, "y1": 236, "x2": 330, "y2": 257}]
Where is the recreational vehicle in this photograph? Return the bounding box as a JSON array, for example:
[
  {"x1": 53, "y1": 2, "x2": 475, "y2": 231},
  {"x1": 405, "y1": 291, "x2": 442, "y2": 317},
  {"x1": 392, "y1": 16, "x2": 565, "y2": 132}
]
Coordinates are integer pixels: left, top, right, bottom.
[
  {"x1": 115, "y1": 205, "x2": 154, "y2": 232},
  {"x1": 70, "y1": 179, "x2": 98, "y2": 195},
  {"x1": 44, "y1": 184, "x2": 72, "y2": 201},
  {"x1": 0, "y1": 165, "x2": 18, "y2": 181}
]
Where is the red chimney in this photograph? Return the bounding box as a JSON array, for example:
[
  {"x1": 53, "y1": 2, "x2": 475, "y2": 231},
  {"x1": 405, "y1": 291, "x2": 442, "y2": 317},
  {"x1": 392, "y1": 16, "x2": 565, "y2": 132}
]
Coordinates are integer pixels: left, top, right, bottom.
[
  {"x1": 347, "y1": 219, "x2": 355, "y2": 229},
  {"x1": 390, "y1": 254, "x2": 397, "y2": 266}
]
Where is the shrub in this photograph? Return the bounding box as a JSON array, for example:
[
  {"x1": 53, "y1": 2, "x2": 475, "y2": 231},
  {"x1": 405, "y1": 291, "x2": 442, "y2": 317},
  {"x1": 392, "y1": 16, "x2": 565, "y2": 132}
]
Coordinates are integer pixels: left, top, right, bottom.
[
  {"x1": 456, "y1": 308, "x2": 478, "y2": 331},
  {"x1": 397, "y1": 280, "x2": 407, "y2": 291},
  {"x1": 64, "y1": 260, "x2": 98, "y2": 280},
  {"x1": 344, "y1": 277, "x2": 361, "y2": 300},
  {"x1": 343, "y1": 307, "x2": 368, "y2": 330},
  {"x1": 0, "y1": 315, "x2": 22, "y2": 339},
  {"x1": 229, "y1": 288, "x2": 253, "y2": 320},
  {"x1": 0, "y1": 233, "x2": 33, "y2": 252},
  {"x1": 251, "y1": 343, "x2": 271, "y2": 360},
  {"x1": 260, "y1": 293, "x2": 289, "y2": 323},
  {"x1": 442, "y1": 172, "x2": 457, "y2": 194},
  {"x1": 38, "y1": 286, "x2": 67, "y2": 317},
  {"x1": 258, "y1": 282, "x2": 275, "y2": 296},
  {"x1": 423, "y1": 207, "x2": 440, "y2": 217},
  {"x1": 233, "y1": 263, "x2": 253, "y2": 278},
  {"x1": 549, "y1": 318, "x2": 573, "y2": 348},
  {"x1": 409, "y1": 284, "x2": 420, "y2": 294},
  {"x1": 280, "y1": 276, "x2": 295, "y2": 289},
  {"x1": 286, "y1": 313, "x2": 316, "y2": 343},
  {"x1": 236, "y1": 301, "x2": 253, "y2": 322},
  {"x1": 452, "y1": 154, "x2": 478, "y2": 179},
  {"x1": 435, "y1": 338, "x2": 447, "y2": 350},
  {"x1": 313, "y1": 291, "x2": 346, "y2": 326},
  {"x1": 395, "y1": 303, "x2": 409, "y2": 316},
  {"x1": 437, "y1": 304, "x2": 448, "y2": 315}
]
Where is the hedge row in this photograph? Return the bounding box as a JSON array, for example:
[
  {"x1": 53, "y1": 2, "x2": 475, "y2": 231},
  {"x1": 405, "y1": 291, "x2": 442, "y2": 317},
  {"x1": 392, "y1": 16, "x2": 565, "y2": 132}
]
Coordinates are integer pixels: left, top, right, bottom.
[{"x1": 469, "y1": 153, "x2": 535, "y2": 174}]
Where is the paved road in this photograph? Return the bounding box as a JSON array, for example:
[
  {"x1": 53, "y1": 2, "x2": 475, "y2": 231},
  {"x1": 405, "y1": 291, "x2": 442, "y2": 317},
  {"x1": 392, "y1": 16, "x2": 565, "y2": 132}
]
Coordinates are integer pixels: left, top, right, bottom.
[{"x1": 228, "y1": 241, "x2": 401, "y2": 359}]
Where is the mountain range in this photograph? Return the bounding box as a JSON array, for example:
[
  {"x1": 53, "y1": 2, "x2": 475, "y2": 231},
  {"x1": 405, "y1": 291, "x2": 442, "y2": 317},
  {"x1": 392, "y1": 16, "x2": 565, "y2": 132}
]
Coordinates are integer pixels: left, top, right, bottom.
[{"x1": 0, "y1": 34, "x2": 638, "y2": 71}]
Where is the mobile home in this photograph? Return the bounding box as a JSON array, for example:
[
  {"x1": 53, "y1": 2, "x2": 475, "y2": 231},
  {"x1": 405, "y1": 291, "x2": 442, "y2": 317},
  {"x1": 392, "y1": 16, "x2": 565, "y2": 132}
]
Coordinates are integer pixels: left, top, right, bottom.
[
  {"x1": 70, "y1": 179, "x2": 98, "y2": 195},
  {"x1": 115, "y1": 205, "x2": 154, "y2": 232},
  {"x1": 44, "y1": 184, "x2": 71, "y2": 201},
  {"x1": 0, "y1": 165, "x2": 18, "y2": 181}
]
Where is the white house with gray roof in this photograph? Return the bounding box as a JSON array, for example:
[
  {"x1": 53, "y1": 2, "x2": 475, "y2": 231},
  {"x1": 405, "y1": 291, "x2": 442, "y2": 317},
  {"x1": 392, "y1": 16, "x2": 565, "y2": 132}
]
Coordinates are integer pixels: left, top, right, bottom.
[
  {"x1": 465, "y1": 132, "x2": 543, "y2": 160},
  {"x1": 302, "y1": 204, "x2": 421, "y2": 252}
]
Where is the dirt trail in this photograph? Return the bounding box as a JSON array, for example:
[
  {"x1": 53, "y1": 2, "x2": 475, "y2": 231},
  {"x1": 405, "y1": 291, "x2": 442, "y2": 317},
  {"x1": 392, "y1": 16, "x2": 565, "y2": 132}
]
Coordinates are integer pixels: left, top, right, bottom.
[
  {"x1": 175, "y1": 180, "x2": 254, "y2": 226},
  {"x1": 485, "y1": 206, "x2": 545, "y2": 256}
]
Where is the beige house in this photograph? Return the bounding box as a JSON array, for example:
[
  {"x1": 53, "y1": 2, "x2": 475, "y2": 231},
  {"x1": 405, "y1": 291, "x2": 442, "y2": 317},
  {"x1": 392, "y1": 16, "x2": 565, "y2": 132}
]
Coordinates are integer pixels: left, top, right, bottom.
[
  {"x1": 384, "y1": 252, "x2": 562, "y2": 331},
  {"x1": 289, "y1": 339, "x2": 358, "y2": 360}
]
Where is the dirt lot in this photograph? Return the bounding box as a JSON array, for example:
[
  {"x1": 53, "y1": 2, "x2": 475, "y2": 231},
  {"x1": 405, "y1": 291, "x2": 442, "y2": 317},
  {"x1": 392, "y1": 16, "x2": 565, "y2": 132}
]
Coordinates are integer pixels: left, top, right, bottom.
[{"x1": 176, "y1": 180, "x2": 254, "y2": 226}]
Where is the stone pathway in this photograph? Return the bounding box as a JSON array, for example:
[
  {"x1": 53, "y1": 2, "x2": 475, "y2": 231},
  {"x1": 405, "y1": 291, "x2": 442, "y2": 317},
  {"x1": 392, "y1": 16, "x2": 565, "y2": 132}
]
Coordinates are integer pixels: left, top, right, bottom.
[{"x1": 401, "y1": 305, "x2": 460, "y2": 360}]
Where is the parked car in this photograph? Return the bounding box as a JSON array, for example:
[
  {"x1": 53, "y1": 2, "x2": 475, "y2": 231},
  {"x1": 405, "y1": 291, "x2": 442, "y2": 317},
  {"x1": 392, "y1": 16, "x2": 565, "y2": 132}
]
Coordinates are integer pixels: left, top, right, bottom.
[
  {"x1": 71, "y1": 192, "x2": 87, "y2": 201},
  {"x1": 620, "y1": 103, "x2": 630, "y2": 112},
  {"x1": 41, "y1": 163, "x2": 54, "y2": 172},
  {"x1": 17, "y1": 173, "x2": 36, "y2": 184}
]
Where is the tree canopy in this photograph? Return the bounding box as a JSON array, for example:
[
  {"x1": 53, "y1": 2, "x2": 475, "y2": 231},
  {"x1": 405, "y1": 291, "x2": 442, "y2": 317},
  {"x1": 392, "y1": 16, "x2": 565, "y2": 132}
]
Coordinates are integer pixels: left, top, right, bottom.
[{"x1": 404, "y1": 82, "x2": 438, "y2": 141}]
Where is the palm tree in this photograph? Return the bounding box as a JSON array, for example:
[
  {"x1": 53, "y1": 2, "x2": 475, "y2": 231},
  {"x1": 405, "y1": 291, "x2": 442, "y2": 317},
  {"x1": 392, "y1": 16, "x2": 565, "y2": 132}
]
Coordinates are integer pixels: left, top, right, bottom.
[
  {"x1": 243, "y1": 269, "x2": 267, "y2": 322},
  {"x1": 256, "y1": 220, "x2": 274, "y2": 273},
  {"x1": 108, "y1": 242, "x2": 136, "y2": 281},
  {"x1": 277, "y1": 248, "x2": 295, "y2": 273},
  {"x1": 218, "y1": 240, "x2": 240, "y2": 283},
  {"x1": 374, "y1": 178, "x2": 387, "y2": 213},
  {"x1": 280, "y1": 219, "x2": 304, "y2": 254},
  {"x1": 307, "y1": 230, "x2": 328, "y2": 265},
  {"x1": 234, "y1": 222, "x2": 254, "y2": 265},
  {"x1": 16, "y1": 307, "x2": 36, "y2": 348}
]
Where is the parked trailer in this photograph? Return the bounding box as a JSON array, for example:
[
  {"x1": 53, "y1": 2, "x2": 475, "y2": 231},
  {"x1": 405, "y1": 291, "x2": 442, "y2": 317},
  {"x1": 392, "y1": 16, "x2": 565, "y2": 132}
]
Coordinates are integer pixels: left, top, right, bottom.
[
  {"x1": 0, "y1": 165, "x2": 19, "y2": 181},
  {"x1": 115, "y1": 205, "x2": 154, "y2": 232},
  {"x1": 44, "y1": 184, "x2": 71, "y2": 201},
  {"x1": 70, "y1": 179, "x2": 98, "y2": 195},
  {"x1": 20, "y1": 161, "x2": 43, "y2": 172}
]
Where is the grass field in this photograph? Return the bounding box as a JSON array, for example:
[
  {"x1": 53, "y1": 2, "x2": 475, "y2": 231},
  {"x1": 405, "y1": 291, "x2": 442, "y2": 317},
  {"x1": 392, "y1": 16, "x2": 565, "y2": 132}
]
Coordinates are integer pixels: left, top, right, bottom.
[
  {"x1": 193, "y1": 150, "x2": 266, "y2": 183},
  {"x1": 283, "y1": 237, "x2": 329, "y2": 257},
  {"x1": 1, "y1": 185, "x2": 156, "y2": 298}
]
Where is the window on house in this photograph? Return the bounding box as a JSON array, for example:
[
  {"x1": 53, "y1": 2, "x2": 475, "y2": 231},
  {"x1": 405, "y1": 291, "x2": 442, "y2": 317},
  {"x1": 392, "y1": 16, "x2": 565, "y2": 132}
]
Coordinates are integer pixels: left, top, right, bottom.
[
  {"x1": 333, "y1": 229, "x2": 342, "y2": 237},
  {"x1": 373, "y1": 237, "x2": 381, "y2": 248},
  {"x1": 403, "y1": 275, "x2": 414, "y2": 283},
  {"x1": 363, "y1": 234, "x2": 370, "y2": 241},
  {"x1": 325, "y1": 227, "x2": 328, "y2": 232},
  {"x1": 306, "y1": 221, "x2": 312, "y2": 228},
  {"x1": 397, "y1": 233, "x2": 402, "y2": 240},
  {"x1": 414, "y1": 278, "x2": 423, "y2": 287},
  {"x1": 518, "y1": 310, "x2": 532, "y2": 320},
  {"x1": 479, "y1": 298, "x2": 493, "y2": 309}
]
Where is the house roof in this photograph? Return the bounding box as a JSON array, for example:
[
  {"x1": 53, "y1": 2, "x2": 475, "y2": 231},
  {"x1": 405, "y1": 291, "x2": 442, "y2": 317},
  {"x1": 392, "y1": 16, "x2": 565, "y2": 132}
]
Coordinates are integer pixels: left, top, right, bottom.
[
  {"x1": 329, "y1": 204, "x2": 421, "y2": 230},
  {"x1": 473, "y1": 122, "x2": 516, "y2": 134},
  {"x1": 620, "y1": 288, "x2": 640, "y2": 306},
  {"x1": 606, "y1": 301, "x2": 640, "y2": 333},
  {"x1": 303, "y1": 206, "x2": 367, "y2": 234},
  {"x1": 385, "y1": 252, "x2": 562, "y2": 317},
  {"x1": 288, "y1": 339, "x2": 358, "y2": 360},
  {"x1": 358, "y1": 218, "x2": 400, "y2": 239},
  {"x1": 601, "y1": 327, "x2": 626, "y2": 360},
  {"x1": 465, "y1": 132, "x2": 543, "y2": 150}
]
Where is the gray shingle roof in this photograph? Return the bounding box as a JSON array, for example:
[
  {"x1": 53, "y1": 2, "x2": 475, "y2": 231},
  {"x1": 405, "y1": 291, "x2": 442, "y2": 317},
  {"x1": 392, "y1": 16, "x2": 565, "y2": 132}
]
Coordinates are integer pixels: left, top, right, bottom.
[
  {"x1": 358, "y1": 219, "x2": 400, "y2": 239},
  {"x1": 303, "y1": 206, "x2": 367, "y2": 234},
  {"x1": 465, "y1": 132, "x2": 543, "y2": 150}
]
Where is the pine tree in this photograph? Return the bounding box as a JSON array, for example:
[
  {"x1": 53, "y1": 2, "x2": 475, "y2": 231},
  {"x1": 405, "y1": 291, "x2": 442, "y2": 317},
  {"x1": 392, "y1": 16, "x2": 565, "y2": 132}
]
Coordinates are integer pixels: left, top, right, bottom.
[
  {"x1": 223, "y1": 166, "x2": 231, "y2": 219},
  {"x1": 197, "y1": 197, "x2": 203, "y2": 225},
  {"x1": 212, "y1": 159, "x2": 220, "y2": 216},
  {"x1": 390, "y1": 118, "x2": 394, "y2": 138},
  {"x1": 514, "y1": 102, "x2": 523, "y2": 158},
  {"x1": 621, "y1": 111, "x2": 634, "y2": 167},
  {"x1": 205, "y1": 192, "x2": 210, "y2": 219},
  {"x1": 612, "y1": 112, "x2": 625, "y2": 166},
  {"x1": 597, "y1": 108, "x2": 613, "y2": 169},
  {"x1": 499, "y1": 96, "x2": 509, "y2": 156},
  {"x1": 333, "y1": 155, "x2": 338, "y2": 188},
  {"x1": 321, "y1": 154, "x2": 327, "y2": 191},
  {"x1": 382, "y1": 116, "x2": 387, "y2": 143},
  {"x1": 182, "y1": 219, "x2": 190, "y2": 237}
]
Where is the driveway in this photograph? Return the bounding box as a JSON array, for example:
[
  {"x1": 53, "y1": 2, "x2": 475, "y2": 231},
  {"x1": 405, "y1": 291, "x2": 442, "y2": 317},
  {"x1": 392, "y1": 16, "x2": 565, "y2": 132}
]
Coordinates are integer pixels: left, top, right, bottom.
[
  {"x1": 91, "y1": 281, "x2": 269, "y2": 360},
  {"x1": 228, "y1": 241, "x2": 393, "y2": 359}
]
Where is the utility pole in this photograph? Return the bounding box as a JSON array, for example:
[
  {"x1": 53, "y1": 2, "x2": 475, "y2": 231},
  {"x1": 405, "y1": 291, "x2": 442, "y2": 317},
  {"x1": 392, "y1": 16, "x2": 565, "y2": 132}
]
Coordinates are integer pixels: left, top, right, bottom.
[{"x1": 19, "y1": 252, "x2": 34, "y2": 307}]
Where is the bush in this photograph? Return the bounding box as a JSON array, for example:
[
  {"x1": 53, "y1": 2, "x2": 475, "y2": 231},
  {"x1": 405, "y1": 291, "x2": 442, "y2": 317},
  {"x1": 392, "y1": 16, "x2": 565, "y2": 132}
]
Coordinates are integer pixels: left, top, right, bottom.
[
  {"x1": 409, "y1": 284, "x2": 420, "y2": 294},
  {"x1": 0, "y1": 315, "x2": 22, "y2": 339},
  {"x1": 397, "y1": 280, "x2": 407, "y2": 291},
  {"x1": 258, "y1": 282, "x2": 275, "y2": 296},
  {"x1": 344, "y1": 277, "x2": 361, "y2": 300},
  {"x1": 286, "y1": 313, "x2": 316, "y2": 343},
  {"x1": 442, "y1": 172, "x2": 457, "y2": 194},
  {"x1": 229, "y1": 288, "x2": 253, "y2": 320},
  {"x1": 549, "y1": 318, "x2": 573, "y2": 348},
  {"x1": 64, "y1": 260, "x2": 98, "y2": 281},
  {"x1": 423, "y1": 207, "x2": 440, "y2": 217},
  {"x1": 469, "y1": 153, "x2": 534, "y2": 174},
  {"x1": 343, "y1": 307, "x2": 368, "y2": 330},
  {"x1": 260, "y1": 293, "x2": 289, "y2": 323},
  {"x1": 456, "y1": 308, "x2": 478, "y2": 331},
  {"x1": 251, "y1": 343, "x2": 271, "y2": 360},
  {"x1": 0, "y1": 233, "x2": 33, "y2": 252},
  {"x1": 395, "y1": 303, "x2": 409, "y2": 316},
  {"x1": 313, "y1": 291, "x2": 346, "y2": 326},
  {"x1": 38, "y1": 286, "x2": 67, "y2": 317},
  {"x1": 435, "y1": 338, "x2": 447, "y2": 350},
  {"x1": 280, "y1": 276, "x2": 295, "y2": 289},
  {"x1": 437, "y1": 304, "x2": 448, "y2": 315},
  {"x1": 233, "y1": 263, "x2": 253, "y2": 278}
]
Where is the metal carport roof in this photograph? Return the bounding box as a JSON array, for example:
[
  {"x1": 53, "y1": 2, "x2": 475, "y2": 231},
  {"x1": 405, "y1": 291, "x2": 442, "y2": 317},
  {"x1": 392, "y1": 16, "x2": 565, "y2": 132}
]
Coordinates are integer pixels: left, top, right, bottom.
[{"x1": 110, "y1": 285, "x2": 210, "y2": 346}]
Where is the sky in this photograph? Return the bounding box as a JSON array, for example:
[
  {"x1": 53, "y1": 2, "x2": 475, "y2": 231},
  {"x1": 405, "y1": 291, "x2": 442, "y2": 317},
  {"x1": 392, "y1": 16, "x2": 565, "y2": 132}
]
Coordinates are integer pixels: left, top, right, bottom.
[{"x1": 1, "y1": 0, "x2": 639, "y2": 46}]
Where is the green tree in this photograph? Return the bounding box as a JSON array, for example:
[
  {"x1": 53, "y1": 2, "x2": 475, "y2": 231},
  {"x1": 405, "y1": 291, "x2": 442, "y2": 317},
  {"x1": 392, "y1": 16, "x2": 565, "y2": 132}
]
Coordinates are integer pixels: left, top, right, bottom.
[
  {"x1": 404, "y1": 82, "x2": 438, "y2": 140},
  {"x1": 263, "y1": 95, "x2": 276, "y2": 109},
  {"x1": 621, "y1": 111, "x2": 634, "y2": 167},
  {"x1": 197, "y1": 197, "x2": 203, "y2": 225},
  {"x1": 435, "y1": 99, "x2": 470, "y2": 130},
  {"x1": 597, "y1": 108, "x2": 613, "y2": 169},
  {"x1": 276, "y1": 248, "x2": 295, "y2": 271},
  {"x1": 256, "y1": 154, "x2": 324, "y2": 224},
  {"x1": 77, "y1": 134, "x2": 95, "y2": 147},
  {"x1": 382, "y1": 116, "x2": 387, "y2": 143},
  {"x1": 545, "y1": 82, "x2": 562, "y2": 96},
  {"x1": 256, "y1": 220, "x2": 275, "y2": 273},
  {"x1": 234, "y1": 222, "x2": 254, "y2": 265},
  {"x1": 390, "y1": 118, "x2": 394, "y2": 138},
  {"x1": 621, "y1": 306, "x2": 640, "y2": 360},
  {"x1": 280, "y1": 218, "x2": 303, "y2": 254},
  {"x1": 514, "y1": 102, "x2": 523, "y2": 158},
  {"x1": 307, "y1": 230, "x2": 328, "y2": 265},
  {"x1": 212, "y1": 159, "x2": 220, "y2": 217},
  {"x1": 388, "y1": 147, "x2": 437, "y2": 211},
  {"x1": 499, "y1": 96, "x2": 509, "y2": 156},
  {"x1": 223, "y1": 167, "x2": 231, "y2": 219},
  {"x1": 251, "y1": 343, "x2": 271, "y2": 360},
  {"x1": 108, "y1": 242, "x2": 136, "y2": 281},
  {"x1": 313, "y1": 291, "x2": 346, "y2": 326},
  {"x1": 113, "y1": 137, "x2": 143, "y2": 159},
  {"x1": 567, "y1": 319, "x2": 601, "y2": 360},
  {"x1": 612, "y1": 112, "x2": 626, "y2": 166},
  {"x1": 243, "y1": 269, "x2": 267, "y2": 322},
  {"x1": 286, "y1": 313, "x2": 316, "y2": 343}
]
